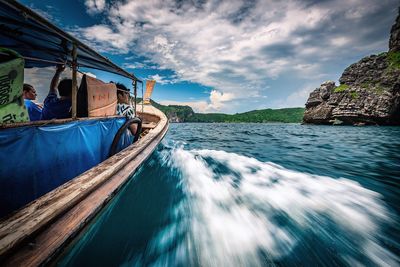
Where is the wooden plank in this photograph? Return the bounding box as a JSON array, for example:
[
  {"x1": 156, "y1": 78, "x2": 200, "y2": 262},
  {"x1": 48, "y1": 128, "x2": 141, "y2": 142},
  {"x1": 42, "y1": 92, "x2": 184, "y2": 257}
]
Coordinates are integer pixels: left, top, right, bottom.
[
  {"x1": 0, "y1": 116, "x2": 123, "y2": 129},
  {"x1": 0, "y1": 105, "x2": 168, "y2": 263},
  {"x1": 142, "y1": 122, "x2": 157, "y2": 129}
]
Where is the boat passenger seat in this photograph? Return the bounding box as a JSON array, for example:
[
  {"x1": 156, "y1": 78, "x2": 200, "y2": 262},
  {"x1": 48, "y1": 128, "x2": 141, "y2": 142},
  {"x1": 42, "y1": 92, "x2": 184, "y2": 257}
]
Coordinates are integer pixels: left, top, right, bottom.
[{"x1": 77, "y1": 75, "x2": 118, "y2": 117}]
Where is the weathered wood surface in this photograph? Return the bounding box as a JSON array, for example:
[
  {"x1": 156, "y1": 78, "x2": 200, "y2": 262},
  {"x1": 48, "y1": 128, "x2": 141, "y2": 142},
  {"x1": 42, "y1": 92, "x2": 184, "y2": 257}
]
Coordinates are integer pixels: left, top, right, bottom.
[
  {"x1": 0, "y1": 115, "x2": 123, "y2": 129},
  {"x1": 0, "y1": 105, "x2": 168, "y2": 266},
  {"x1": 142, "y1": 122, "x2": 157, "y2": 129}
]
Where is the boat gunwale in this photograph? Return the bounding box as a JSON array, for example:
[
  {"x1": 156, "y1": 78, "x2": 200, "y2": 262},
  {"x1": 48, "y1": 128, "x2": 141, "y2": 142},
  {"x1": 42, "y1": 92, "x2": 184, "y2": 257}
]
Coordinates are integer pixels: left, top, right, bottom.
[
  {"x1": 0, "y1": 105, "x2": 168, "y2": 264},
  {"x1": 0, "y1": 115, "x2": 128, "y2": 130}
]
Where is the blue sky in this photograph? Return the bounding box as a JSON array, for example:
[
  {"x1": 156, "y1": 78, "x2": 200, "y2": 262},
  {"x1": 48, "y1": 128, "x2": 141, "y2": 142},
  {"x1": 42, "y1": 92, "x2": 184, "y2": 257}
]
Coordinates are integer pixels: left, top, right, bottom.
[{"x1": 21, "y1": 0, "x2": 399, "y2": 113}]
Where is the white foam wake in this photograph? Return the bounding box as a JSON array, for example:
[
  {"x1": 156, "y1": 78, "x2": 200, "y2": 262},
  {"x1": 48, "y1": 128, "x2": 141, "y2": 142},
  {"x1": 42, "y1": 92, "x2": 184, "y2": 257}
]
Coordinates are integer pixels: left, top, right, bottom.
[{"x1": 150, "y1": 148, "x2": 398, "y2": 267}]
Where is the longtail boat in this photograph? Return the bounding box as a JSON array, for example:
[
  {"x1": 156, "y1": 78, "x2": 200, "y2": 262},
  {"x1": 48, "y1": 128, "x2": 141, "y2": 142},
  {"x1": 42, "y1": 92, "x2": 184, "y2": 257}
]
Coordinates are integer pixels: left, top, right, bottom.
[{"x1": 0, "y1": 1, "x2": 168, "y2": 265}]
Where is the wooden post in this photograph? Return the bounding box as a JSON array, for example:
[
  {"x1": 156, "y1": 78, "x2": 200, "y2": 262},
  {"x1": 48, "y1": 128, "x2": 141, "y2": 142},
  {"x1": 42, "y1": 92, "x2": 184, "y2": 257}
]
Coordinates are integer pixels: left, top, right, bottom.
[
  {"x1": 133, "y1": 79, "x2": 137, "y2": 117},
  {"x1": 71, "y1": 45, "x2": 78, "y2": 119},
  {"x1": 141, "y1": 81, "x2": 144, "y2": 114}
]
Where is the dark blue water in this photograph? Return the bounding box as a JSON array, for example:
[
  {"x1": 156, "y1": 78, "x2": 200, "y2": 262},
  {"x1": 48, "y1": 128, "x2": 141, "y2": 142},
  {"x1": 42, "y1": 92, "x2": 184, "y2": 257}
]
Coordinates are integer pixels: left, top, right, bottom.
[{"x1": 56, "y1": 123, "x2": 400, "y2": 266}]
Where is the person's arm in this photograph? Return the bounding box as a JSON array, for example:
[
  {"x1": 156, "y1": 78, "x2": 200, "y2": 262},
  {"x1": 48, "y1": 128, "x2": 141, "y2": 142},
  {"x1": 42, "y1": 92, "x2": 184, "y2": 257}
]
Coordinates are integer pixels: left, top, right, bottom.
[{"x1": 49, "y1": 65, "x2": 65, "y2": 95}]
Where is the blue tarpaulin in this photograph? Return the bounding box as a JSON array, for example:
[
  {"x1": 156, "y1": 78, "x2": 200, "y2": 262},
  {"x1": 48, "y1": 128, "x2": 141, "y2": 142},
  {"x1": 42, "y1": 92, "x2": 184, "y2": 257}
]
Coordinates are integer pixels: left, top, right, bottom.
[{"x1": 0, "y1": 117, "x2": 133, "y2": 217}]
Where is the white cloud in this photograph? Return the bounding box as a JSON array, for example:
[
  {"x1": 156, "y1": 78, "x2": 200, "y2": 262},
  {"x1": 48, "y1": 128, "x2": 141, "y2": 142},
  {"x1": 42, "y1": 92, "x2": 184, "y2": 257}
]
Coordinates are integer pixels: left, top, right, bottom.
[
  {"x1": 72, "y1": 0, "x2": 397, "y2": 111},
  {"x1": 123, "y1": 62, "x2": 159, "y2": 70},
  {"x1": 209, "y1": 90, "x2": 235, "y2": 110},
  {"x1": 273, "y1": 83, "x2": 324, "y2": 108},
  {"x1": 331, "y1": 37, "x2": 351, "y2": 47},
  {"x1": 85, "y1": 0, "x2": 106, "y2": 14},
  {"x1": 77, "y1": 25, "x2": 133, "y2": 53},
  {"x1": 160, "y1": 89, "x2": 236, "y2": 113}
]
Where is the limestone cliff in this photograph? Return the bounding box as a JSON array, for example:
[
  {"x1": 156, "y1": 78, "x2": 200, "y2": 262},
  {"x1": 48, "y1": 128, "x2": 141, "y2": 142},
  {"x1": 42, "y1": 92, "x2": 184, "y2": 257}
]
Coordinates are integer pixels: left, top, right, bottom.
[
  {"x1": 390, "y1": 7, "x2": 400, "y2": 52},
  {"x1": 303, "y1": 9, "x2": 400, "y2": 125}
]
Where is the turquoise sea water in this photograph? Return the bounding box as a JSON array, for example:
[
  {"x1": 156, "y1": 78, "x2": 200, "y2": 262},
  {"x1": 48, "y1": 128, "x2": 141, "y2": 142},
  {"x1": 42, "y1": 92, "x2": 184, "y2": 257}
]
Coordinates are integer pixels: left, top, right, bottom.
[{"x1": 57, "y1": 123, "x2": 400, "y2": 266}]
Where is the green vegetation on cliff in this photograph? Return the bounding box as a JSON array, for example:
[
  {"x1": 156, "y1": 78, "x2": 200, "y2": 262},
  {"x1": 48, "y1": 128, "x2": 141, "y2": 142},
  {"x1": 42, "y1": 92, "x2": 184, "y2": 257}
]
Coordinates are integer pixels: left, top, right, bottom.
[
  {"x1": 189, "y1": 108, "x2": 305, "y2": 123},
  {"x1": 387, "y1": 51, "x2": 400, "y2": 69},
  {"x1": 334, "y1": 84, "x2": 349, "y2": 93},
  {"x1": 151, "y1": 101, "x2": 194, "y2": 120},
  {"x1": 147, "y1": 99, "x2": 304, "y2": 123}
]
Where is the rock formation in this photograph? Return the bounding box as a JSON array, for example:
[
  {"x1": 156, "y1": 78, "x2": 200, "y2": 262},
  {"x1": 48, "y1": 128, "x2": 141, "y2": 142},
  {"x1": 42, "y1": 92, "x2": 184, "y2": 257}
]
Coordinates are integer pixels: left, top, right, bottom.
[
  {"x1": 390, "y1": 8, "x2": 400, "y2": 52},
  {"x1": 303, "y1": 8, "x2": 400, "y2": 125}
]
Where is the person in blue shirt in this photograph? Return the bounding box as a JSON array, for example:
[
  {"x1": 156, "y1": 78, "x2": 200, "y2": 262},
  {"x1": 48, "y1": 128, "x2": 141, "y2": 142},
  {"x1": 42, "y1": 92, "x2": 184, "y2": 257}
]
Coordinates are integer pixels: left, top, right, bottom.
[
  {"x1": 41, "y1": 65, "x2": 72, "y2": 120},
  {"x1": 22, "y1": 83, "x2": 42, "y2": 121}
]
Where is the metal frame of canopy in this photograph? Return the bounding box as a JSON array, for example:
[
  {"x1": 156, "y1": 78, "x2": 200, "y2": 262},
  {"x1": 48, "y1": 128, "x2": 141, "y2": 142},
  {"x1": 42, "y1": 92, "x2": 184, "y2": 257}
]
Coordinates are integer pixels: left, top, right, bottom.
[{"x1": 0, "y1": 0, "x2": 141, "y2": 118}]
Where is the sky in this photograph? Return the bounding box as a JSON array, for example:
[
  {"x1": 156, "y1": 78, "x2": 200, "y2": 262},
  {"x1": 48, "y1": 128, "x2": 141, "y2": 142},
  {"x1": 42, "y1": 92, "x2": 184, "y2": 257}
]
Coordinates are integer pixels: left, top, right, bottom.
[{"x1": 21, "y1": 0, "x2": 399, "y2": 113}]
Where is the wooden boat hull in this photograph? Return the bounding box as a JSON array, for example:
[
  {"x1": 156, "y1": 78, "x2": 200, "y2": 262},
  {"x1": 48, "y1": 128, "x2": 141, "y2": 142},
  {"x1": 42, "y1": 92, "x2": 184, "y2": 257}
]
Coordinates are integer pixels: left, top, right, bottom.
[{"x1": 0, "y1": 105, "x2": 168, "y2": 266}]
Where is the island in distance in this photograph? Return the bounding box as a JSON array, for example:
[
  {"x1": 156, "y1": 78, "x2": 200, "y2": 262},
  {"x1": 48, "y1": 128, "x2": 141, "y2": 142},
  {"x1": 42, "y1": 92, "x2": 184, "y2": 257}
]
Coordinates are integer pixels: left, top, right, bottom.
[
  {"x1": 303, "y1": 8, "x2": 400, "y2": 126},
  {"x1": 148, "y1": 99, "x2": 304, "y2": 123}
]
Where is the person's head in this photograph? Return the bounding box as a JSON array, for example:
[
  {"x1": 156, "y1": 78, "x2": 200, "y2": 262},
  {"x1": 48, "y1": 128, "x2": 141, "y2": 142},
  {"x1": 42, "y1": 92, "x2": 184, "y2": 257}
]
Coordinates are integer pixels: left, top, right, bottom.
[
  {"x1": 23, "y1": 84, "x2": 37, "y2": 100},
  {"x1": 58, "y1": 79, "x2": 72, "y2": 97},
  {"x1": 115, "y1": 82, "x2": 130, "y2": 104}
]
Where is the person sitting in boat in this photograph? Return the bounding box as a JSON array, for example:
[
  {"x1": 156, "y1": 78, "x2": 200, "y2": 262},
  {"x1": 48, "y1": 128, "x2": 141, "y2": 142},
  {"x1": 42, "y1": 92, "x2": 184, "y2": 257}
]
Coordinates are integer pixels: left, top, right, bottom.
[
  {"x1": 115, "y1": 82, "x2": 138, "y2": 134},
  {"x1": 23, "y1": 83, "x2": 42, "y2": 121},
  {"x1": 41, "y1": 65, "x2": 72, "y2": 120}
]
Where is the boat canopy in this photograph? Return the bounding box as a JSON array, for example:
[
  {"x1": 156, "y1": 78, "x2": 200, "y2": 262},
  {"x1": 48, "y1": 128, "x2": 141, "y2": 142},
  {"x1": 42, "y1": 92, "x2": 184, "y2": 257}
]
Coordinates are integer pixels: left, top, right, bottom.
[{"x1": 0, "y1": 0, "x2": 141, "y2": 82}]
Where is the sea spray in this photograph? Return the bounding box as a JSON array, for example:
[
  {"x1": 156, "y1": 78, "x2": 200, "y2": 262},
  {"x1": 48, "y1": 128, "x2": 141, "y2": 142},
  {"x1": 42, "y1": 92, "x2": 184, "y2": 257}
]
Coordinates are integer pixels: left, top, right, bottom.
[{"x1": 150, "y1": 145, "x2": 398, "y2": 266}]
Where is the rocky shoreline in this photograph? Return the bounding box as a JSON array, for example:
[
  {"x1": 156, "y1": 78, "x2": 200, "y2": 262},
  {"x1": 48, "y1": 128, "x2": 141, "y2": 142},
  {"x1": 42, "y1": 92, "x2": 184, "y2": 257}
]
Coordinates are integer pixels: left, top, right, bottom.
[{"x1": 303, "y1": 8, "x2": 400, "y2": 126}]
